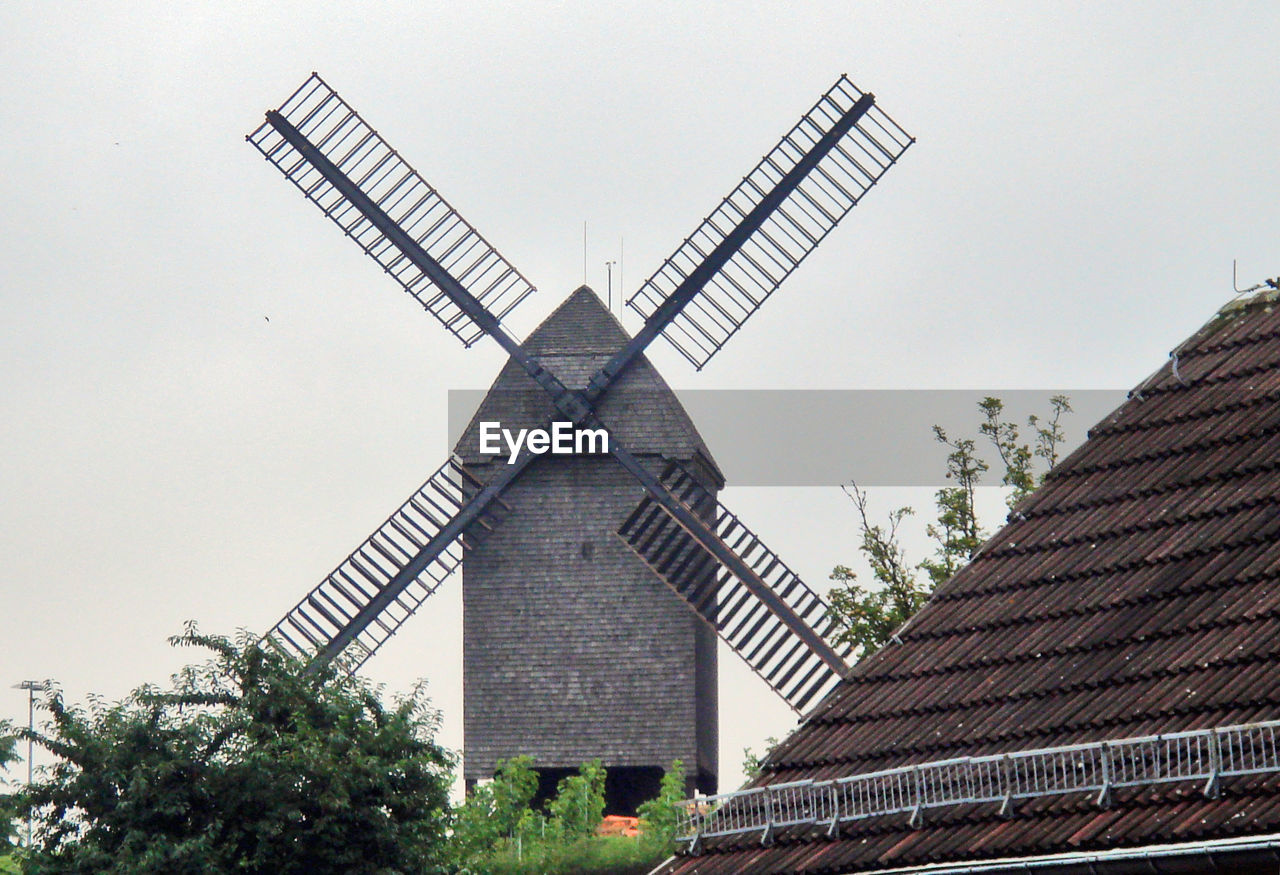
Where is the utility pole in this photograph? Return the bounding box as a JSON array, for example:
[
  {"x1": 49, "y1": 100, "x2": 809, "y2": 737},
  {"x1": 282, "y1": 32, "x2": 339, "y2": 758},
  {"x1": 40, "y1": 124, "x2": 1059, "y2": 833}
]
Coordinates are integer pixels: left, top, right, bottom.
[{"x1": 14, "y1": 680, "x2": 50, "y2": 847}]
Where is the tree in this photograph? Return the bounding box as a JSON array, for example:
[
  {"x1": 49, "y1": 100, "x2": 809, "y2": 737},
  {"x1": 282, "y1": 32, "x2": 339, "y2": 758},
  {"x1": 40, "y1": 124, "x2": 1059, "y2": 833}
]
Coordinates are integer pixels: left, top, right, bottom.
[
  {"x1": 450, "y1": 755, "x2": 539, "y2": 864},
  {"x1": 979, "y1": 394, "x2": 1071, "y2": 509},
  {"x1": 18, "y1": 626, "x2": 454, "y2": 874},
  {"x1": 740, "y1": 739, "x2": 779, "y2": 783},
  {"x1": 636, "y1": 760, "x2": 686, "y2": 853},
  {"x1": 0, "y1": 728, "x2": 18, "y2": 870},
  {"x1": 828, "y1": 396, "x2": 1072, "y2": 658},
  {"x1": 545, "y1": 759, "x2": 606, "y2": 841},
  {"x1": 452, "y1": 757, "x2": 660, "y2": 875}
]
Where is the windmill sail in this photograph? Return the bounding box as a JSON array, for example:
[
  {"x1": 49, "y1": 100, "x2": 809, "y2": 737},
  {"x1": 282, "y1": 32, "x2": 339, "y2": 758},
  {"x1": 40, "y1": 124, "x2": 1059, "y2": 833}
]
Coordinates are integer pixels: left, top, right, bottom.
[
  {"x1": 248, "y1": 74, "x2": 535, "y2": 347},
  {"x1": 268, "y1": 458, "x2": 511, "y2": 668},
  {"x1": 618, "y1": 461, "x2": 856, "y2": 711},
  {"x1": 247, "y1": 73, "x2": 909, "y2": 718},
  {"x1": 626, "y1": 75, "x2": 913, "y2": 369}
]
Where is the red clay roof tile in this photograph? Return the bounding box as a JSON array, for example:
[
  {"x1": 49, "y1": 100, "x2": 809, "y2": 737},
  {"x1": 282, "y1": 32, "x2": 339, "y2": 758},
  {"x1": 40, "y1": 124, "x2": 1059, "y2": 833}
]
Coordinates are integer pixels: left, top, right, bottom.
[{"x1": 662, "y1": 293, "x2": 1280, "y2": 873}]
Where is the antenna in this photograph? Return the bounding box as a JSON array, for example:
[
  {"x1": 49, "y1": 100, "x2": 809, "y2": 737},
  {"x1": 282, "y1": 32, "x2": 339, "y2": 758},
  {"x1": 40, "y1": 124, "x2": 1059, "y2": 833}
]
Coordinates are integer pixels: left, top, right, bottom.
[
  {"x1": 583, "y1": 221, "x2": 588, "y2": 285},
  {"x1": 1234, "y1": 259, "x2": 1280, "y2": 296},
  {"x1": 1234, "y1": 259, "x2": 1257, "y2": 295},
  {"x1": 605, "y1": 260, "x2": 616, "y2": 312}
]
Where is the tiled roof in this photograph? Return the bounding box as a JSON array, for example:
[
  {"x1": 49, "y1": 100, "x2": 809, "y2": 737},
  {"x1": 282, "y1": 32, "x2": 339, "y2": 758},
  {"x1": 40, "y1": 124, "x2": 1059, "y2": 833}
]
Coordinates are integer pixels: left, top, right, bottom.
[{"x1": 661, "y1": 291, "x2": 1280, "y2": 873}]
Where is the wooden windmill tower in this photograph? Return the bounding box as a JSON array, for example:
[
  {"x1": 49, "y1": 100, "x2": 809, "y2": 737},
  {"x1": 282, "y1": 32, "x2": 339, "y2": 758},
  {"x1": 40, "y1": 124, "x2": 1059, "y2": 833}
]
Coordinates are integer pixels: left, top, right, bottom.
[
  {"x1": 247, "y1": 73, "x2": 912, "y2": 811},
  {"x1": 454, "y1": 286, "x2": 724, "y2": 809}
]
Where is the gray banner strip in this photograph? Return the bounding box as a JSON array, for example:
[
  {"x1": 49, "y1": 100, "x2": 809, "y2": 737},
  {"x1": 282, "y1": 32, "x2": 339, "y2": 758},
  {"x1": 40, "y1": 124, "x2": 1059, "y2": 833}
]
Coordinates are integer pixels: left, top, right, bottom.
[{"x1": 448, "y1": 389, "x2": 1127, "y2": 487}]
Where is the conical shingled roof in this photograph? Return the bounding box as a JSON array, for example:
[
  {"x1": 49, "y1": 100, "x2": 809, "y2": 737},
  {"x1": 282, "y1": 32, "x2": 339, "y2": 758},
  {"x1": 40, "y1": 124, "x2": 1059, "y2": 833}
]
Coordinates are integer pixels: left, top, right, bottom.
[
  {"x1": 455, "y1": 286, "x2": 722, "y2": 480},
  {"x1": 662, "y1": 290, "x2": 1280, "y2": 874}
]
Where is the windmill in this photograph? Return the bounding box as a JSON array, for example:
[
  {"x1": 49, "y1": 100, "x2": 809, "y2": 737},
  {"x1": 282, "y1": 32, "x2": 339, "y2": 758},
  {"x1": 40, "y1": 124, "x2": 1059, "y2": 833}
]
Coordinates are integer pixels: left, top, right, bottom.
[{"x1": 247, "y1": 73, "x2": 912, "y2": 810}]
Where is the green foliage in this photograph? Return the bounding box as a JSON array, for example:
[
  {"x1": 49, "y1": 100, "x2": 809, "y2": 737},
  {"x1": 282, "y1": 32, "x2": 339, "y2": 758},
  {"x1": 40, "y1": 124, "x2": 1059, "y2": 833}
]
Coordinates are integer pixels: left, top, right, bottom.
[
  {"x1": 0, "y1": 724, "x2": 17, "y2": 862},
  {"x1": 464, "y1": 834, "x2": 658, "y2": 875},
  {"x1": 451, "y1": 756, "x2": 539, "y2": 863},
  {"x1": 827, "y1": 491, "x2": 929, "y2": 657},
  {"x1": 1030, "y1": 394, "x2": 1072, "y2": 469},
  {"x1": 545, "y1": 760, "x2": 606, "y2": 841},
  {"x1": 741, "y1": 737, "x2": 780, "y2": 783},
  {"x1": 828, "y1": 396, "x2": 1072, "y2": 659},
  {"x1": 636, "y1": 760, "x2": 686, "y2": 853},
  {"x1": 18, "y1": 626, "x2": 453, "y2": 874},
  {"x1": 453, "y1": 759, "x2": 674, "y2": 875},
  {"x1": 917, "y1": 427, "x2": 988, "y2": 588},
  {"x1": 979, "y1": 395, "x2": 1072, "y2": 509}
]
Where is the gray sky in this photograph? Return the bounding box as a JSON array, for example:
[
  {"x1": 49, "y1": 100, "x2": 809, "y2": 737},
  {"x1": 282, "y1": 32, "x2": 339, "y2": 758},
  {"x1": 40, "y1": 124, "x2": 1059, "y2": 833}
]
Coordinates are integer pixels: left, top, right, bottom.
[{"x1": 2, "y1": 1, "x2": 1277, "y2": 795}]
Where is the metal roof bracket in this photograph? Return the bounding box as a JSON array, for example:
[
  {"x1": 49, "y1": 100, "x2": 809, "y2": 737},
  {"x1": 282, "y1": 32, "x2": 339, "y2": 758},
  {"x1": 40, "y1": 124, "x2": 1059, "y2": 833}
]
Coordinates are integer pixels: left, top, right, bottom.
[
  {"x1": 908, "y1": 764, "x2": 924, "y2": 828},
  {"x1": 760, "y1": 822, "x2": 774, "y2": 847},
  {"x1": 825, "y1": 784, "x2": 842, "y2": 838},
  {"x1": 761, "y1": 787, "x2": 775, "y2": 846},
  {"x1": 998, "y1": 754, "x2": 1016, "y2": 818},
  {"x1": 1204, "y1": 729, "x2": 1222, "y2": 799},
  {"x1": 1096, "y1": 742, "x2": 1113, "y2": 809}
]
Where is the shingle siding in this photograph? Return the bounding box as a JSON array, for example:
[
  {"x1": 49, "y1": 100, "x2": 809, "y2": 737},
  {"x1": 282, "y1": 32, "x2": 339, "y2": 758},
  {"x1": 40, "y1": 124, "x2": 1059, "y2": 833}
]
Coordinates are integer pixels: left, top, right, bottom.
[{"x1": 457, "y1": 287, "x2": 719, "y2": 793}]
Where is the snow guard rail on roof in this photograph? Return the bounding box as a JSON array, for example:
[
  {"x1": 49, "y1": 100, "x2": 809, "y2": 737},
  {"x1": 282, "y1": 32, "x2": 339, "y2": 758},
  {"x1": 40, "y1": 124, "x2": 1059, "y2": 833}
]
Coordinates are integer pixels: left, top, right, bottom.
[{"x1": 676, "y1": 719, "x2": 1280, "y2": 849}]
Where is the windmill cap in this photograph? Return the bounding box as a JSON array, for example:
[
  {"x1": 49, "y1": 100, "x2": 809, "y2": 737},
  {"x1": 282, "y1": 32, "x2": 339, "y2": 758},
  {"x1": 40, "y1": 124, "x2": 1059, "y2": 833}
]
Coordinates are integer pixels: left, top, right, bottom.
[{"x1": 453, "y1": 286, "x2": 723, "y2": 483}]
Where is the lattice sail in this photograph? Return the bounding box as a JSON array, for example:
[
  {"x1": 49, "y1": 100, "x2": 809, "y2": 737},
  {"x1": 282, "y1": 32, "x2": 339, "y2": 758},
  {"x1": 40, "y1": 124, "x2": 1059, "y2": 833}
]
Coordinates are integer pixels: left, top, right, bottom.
[
  {"x1": 627, "y1": 76, "x2": 913, "y2": 369},
  {"x1": 618, "y1": 462, "x2": 855, "y2": 711},
  {"x1": 267, "y1": 457, "x2": 510, "y2": 668},
  {"x1": 248, "y1": 73, "x2": 535, "y2": 347}
]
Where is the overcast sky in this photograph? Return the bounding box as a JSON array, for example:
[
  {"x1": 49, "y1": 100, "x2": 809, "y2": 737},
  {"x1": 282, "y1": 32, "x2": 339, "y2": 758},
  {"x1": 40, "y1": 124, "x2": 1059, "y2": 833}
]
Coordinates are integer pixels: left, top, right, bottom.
[{"x1": 2, "y1": 1, "x2": 1277, "y2": 795}]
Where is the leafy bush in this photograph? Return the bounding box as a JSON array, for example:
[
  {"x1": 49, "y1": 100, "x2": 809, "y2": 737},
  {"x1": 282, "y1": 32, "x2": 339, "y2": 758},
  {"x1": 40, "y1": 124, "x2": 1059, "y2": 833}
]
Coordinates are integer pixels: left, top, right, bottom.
[
  {"x1": 636, "y1": 759, "x2": 686, "y2": 853},
  {"x1": 451, "y1": 756, "x2": 539, "y2": 863},
  {"x1": 453, "y1": 759, "x2": 683, "y2": 874},
  {"x1": 18, "y1": 627, "x2": 453, "y2": 874},
  {"x1": 545, "y1": 759, "x2": 606, "y2": 841},
  {"x1": 463, "y1": 833, "x2": 659, "y2": 874}
]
